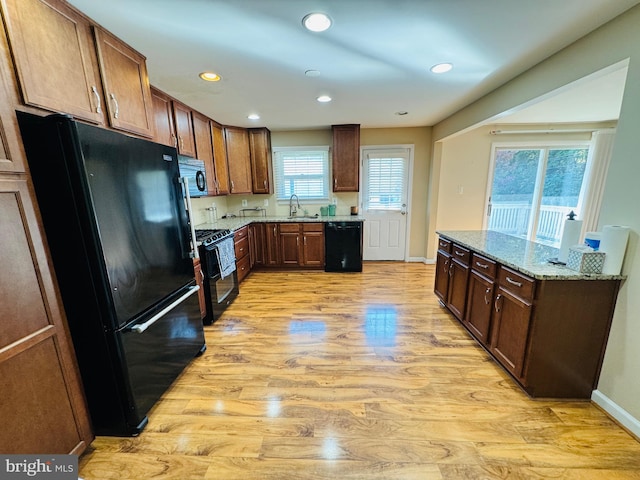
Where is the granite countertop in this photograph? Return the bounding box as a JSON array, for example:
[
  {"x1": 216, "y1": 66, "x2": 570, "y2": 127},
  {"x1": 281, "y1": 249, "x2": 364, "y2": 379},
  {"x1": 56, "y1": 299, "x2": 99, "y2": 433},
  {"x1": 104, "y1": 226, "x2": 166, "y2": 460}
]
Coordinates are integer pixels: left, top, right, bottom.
[
  {"x1": 436, "y1": 230, "x2": 624, "y2": 281},
  {"x1": 196, "y1": 215, "x2": 364, "y2": 232}
]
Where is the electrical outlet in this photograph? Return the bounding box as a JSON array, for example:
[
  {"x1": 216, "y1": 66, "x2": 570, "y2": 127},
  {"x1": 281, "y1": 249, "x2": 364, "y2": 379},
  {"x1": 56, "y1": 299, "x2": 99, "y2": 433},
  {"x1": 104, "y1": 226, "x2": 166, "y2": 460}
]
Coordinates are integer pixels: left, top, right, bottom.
[
  {"x1": 263, "y1": 199, "x2": 269, "y2": 206},
  {"x1": 332, "y1": 198, "x2": 337, "y2": 205},
  {"x1": 242, "y1": 199, "x2": 248, "y2": 207}
]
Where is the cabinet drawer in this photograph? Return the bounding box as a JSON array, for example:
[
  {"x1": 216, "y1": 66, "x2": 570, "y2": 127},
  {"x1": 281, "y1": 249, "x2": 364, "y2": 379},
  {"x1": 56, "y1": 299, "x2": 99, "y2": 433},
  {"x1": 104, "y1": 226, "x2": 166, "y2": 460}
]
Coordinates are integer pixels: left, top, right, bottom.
[
  {"x1": 438, "y1": 237, "x2": 452, "y2": 253},
  {"x1": 234, "y1": 236, "x2": 249, "y2": 260},
  {"x1": 471, "y1": 253, "x2": 497, "y2": 279},
  {"x1": 303, "y1": 222, "x2": 323, "y2": 232},
  {"x1": 497, "y1": 266, "x2": 535, "y2": 302},
  {"x1": 234, "y1": 225, "x2": 248, "y2": 241},
  {"x1": 279, "y1": 223, "x2": 300, "y2": 233},
  {"x1": 451, "y1": 244, "x2": 470, "y2": 266},
  {"x1": 236, "y1": 253, "x2": 251, "y2": 283}
]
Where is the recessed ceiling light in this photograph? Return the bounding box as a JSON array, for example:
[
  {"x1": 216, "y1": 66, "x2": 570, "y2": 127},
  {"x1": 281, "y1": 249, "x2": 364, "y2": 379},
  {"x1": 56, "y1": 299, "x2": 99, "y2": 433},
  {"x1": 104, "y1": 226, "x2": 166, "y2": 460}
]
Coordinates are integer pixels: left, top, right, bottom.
[
  {"x1": 199, "y1": 71, "x2": 221, "y2": 82},
  {"x1": 303, "y1": 13, "x2": 332, "y2": 32},
  {"x1": 248, "y1": 114, "x2": 260, "y2": 120},
  {"x1": 305, "y1": 69, "x2": 321, "y2": 77},
  {"x1": 430, "y1": 63, "x2": 453, "y2": 74},
  {"x1": 317, "y1": 95, "x2": 332, "y2": 103}
]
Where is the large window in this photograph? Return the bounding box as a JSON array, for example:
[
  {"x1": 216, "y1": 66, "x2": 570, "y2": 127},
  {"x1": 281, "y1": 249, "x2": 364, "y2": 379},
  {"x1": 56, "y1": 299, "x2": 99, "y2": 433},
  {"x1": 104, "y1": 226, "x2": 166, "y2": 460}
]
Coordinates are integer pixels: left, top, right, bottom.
[
  {"x1": 273, "y1": 146, "x2": 329, "y2": 202},
  {"x1": 486, "y1": 143, "x2": 590, "y2": 246}
]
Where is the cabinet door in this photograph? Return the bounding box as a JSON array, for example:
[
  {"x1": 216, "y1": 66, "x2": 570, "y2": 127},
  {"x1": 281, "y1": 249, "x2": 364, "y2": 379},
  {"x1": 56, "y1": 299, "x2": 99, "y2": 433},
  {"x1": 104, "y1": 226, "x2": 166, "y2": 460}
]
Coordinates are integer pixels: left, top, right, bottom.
[
  {"x1": 93, "y1": 27, "x2": 154, "y2": 137},
  {"x1": 490, "y1": 287, "x2": 532, "y2": 378},
  {"x1": 248, "y1": 128, "x2": 272, "y2": 194},
  {"x1": 172, "y1": 101, "x2": 196, "y2": 157},
  {"x1": 332, "y1": 124, "x2": 360, "y2": 192},
  {"x1": 434, "y1": 250, "x2": 451, "y2": 304},
  {"x1": 249, "y1": 223, "x2": 265, "y2": 267},
  {"x1": 0, "y1": 176, "x2": 93, "y2": 454},
  {"x1": 150, "y1": 87, "x2": 176, "y2": 147},
  {"x1": 193, "y1": 258, "x2": 206, "y2": 319},
  {"x1": 464, "y1": 271, "x2": 494, "y2": 345},
  {"x1": 211, "y1": 122, "x2": 230, "y2": 195},
  {"x1": 303, "y1": 232, "x2": 324, "y2": 266},
  {"x1": 2, "y1": 0, "x2": 103, "y2": 124},
  {"x1": 225, "y1": 126, "x2": 252, "y2": 194},
  {"x1": 192, "y1": 111, "x2": 215, "y2": 195},
  {"x1": 446, "y1": 259, "x2": 469, "y2": 321},
  {"x1": 279, "y1": 223, "x2": 301, "y2": 266},
  {"x1": 302, "y1": 223, "x2": 324, "y2": 267},
  {"x1": 264, "y1": 223, "x2": 280, "y2": 266}
]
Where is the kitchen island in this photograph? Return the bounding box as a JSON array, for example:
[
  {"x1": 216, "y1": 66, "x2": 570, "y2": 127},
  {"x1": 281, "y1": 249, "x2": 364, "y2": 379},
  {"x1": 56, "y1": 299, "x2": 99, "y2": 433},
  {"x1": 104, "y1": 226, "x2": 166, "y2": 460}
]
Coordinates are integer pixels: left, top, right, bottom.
[{"x1": 435, "y1": 230, "x2": 623, "y2": 399}]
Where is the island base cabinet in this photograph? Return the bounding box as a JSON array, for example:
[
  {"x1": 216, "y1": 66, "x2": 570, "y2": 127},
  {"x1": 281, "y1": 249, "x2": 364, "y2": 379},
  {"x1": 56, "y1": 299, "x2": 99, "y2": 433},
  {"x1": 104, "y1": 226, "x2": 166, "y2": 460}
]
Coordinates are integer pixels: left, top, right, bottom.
[{"x1": 434, "y1": 234, "x2": 621, "y2": 400}]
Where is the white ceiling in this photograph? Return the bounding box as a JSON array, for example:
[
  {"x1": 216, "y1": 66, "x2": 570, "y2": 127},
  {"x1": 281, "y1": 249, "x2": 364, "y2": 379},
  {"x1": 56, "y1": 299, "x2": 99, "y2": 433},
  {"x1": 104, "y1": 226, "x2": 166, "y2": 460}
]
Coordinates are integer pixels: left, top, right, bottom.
[{"x1": 68, "y1": 0, "x2": 638, "y2": 131}]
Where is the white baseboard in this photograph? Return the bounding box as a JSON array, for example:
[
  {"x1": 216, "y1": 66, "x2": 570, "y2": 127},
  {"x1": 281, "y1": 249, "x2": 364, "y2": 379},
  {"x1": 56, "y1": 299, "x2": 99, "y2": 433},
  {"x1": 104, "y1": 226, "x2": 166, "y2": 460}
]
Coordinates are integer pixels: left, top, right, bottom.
[
  {"x1": 406, "y1": 256, "x2": 436, "y2": 264},
  {"x1": 591, "y1": 389, "x2": 640, "y2": 439}
]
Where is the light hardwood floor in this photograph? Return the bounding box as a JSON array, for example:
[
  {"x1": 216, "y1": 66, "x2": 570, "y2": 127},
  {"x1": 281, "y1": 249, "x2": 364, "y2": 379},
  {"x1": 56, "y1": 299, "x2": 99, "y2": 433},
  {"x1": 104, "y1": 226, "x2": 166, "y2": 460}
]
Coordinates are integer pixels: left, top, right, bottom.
[{"x1": 78, "y1": 262, "x2": 640, "y2": 479}]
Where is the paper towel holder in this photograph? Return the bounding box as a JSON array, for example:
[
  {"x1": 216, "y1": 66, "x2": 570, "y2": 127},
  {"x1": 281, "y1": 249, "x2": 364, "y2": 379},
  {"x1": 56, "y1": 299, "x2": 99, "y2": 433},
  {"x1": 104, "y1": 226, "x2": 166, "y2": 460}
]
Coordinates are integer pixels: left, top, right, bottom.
[{"x1": 548, "y1": 210, "x2": 581, "y2": 265}]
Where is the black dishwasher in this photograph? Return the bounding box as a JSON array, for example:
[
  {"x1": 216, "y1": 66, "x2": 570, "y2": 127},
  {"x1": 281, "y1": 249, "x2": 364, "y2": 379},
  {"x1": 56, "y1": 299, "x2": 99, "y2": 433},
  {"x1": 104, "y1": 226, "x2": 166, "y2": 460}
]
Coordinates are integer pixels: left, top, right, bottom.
[{"x1": 324, "y1": 221, "x2": 363, "y2": 272}]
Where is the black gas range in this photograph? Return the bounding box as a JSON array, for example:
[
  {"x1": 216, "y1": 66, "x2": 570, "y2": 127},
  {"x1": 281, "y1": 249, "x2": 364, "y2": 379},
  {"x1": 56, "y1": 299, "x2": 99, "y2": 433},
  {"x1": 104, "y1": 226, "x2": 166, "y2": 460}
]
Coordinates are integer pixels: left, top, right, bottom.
[{"x1": 194, "y1": 228, "x2": 238, "y2": 325}]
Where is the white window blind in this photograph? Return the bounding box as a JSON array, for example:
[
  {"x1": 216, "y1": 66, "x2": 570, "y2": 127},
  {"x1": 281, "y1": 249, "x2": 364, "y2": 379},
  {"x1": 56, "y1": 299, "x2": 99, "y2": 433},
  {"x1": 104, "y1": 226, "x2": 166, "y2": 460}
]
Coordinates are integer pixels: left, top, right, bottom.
[
  {"x1": 365, "y1": 155, "x2": 407, "y2": 210},
  {"x1": 273, "y1": 147, "x2": 329, "y2": 201}
]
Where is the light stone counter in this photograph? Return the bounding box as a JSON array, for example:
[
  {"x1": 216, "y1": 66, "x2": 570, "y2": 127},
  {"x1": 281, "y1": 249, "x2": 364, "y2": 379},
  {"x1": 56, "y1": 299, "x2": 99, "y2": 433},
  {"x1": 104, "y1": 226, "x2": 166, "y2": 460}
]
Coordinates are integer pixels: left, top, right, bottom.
[
  {"x1": 196, "y1": 215, "x2": 364, "y2": 232},
  {"x1": 437, "y1": 230, "x2": 624, "y2": 281}
]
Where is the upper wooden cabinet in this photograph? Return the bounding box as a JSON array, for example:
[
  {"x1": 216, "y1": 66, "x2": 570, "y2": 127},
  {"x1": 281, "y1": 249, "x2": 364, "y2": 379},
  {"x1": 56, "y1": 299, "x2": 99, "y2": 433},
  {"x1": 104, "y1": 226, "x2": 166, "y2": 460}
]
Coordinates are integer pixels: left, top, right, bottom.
[
  {"x1": 93, "y1": 27, "x2": 154, "y2": 137},
  {"x1": 1, "y1": 0, "x2": 154, "y2": 136},
  {"x1": 332, "y1": 124, "x2": 360, "y2": 192},
  {"x1": 224, "y1": 126, "x2": 252, "y2": 194},
  {"x1": 248, "y1": 127, "x2": 272, "y2": 194},
  {"x1": 150, "y1": 87, "x2": 176, "y2": 148},
  {"x1": 1, "y1": 0, "x2": 104, "y2": 124},
  {"x1": 210, "y1": 121, "x2": 230, "y2": 195},
  {"x1": 172, "y1": 101, "x2": 196, "y2": 157},
  {"x1": 192, "y1": 111, "x2": 216, "y2": 195}
]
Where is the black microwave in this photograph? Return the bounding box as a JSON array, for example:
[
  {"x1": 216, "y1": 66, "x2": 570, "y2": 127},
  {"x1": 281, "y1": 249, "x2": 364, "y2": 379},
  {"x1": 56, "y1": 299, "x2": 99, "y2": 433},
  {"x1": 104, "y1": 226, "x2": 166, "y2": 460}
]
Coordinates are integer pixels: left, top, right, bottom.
[{"x1": 178, "y1": 155, "x2": 208, "y2": 197}]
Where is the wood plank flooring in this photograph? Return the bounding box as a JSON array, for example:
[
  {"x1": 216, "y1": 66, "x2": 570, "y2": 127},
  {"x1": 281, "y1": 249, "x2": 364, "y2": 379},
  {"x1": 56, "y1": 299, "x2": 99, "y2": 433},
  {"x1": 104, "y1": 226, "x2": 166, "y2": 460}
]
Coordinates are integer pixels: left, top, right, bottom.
[{"x1": 78, "y1": 262, "x2": 640, "y2": 479}]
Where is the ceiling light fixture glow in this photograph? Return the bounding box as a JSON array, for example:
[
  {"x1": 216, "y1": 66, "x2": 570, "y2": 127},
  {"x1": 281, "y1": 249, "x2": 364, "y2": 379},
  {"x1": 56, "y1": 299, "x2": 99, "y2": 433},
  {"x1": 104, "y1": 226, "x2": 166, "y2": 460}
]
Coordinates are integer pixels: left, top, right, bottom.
[
  {"x1": 199, "y1": 71, "x2": 221, "y2": 82},
  {"x1": 430, "y1": 63, "x2": 453, "y2": 74},
  {"x1": 248, "y1": 114, "x2": 260, "y2": 120},
  {"x1": 303, "y1": 13, "x2": 332, "y2": 32},
  {"x1": 317, "y1": 95, "x2": 332, "y2": 103}
]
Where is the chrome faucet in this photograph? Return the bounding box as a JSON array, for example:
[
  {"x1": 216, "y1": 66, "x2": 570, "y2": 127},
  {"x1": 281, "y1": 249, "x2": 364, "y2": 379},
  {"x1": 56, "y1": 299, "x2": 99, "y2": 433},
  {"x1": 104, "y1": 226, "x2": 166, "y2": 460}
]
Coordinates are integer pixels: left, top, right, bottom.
[{"x1": 289, "y1": 194, "x2": 300, "y2": 217}]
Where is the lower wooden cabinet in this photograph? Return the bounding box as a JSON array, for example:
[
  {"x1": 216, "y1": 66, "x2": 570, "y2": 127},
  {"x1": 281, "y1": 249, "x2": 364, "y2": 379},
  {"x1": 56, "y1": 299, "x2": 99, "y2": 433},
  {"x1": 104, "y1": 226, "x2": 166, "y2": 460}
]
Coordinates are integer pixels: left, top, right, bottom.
[
  {"x1": 247, "y1": 222, "x2": 325, "y2": 269},
  {"x1": 1, "y1": 175, "x2": 93, "y2": 454},
  {"x1": 435, "y1": 234, "x2": 621, "y2": 399},
  {"x1": 234, "y1": 226, "x2": 251, "y2": 282}
]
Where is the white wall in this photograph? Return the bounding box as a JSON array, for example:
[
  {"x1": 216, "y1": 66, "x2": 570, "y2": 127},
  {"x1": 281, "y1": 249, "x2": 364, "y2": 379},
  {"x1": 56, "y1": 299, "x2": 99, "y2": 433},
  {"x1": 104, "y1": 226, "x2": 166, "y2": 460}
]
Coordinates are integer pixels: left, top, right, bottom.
[{"x1": 429, "y1": 4, "x2": 640, "y2": 433}]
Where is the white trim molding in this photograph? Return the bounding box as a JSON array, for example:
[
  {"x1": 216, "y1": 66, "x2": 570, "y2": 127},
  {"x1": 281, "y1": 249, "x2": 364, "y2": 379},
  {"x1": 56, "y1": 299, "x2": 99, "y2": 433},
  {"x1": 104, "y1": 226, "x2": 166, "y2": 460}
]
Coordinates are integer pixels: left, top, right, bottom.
[{"x1": 592, "y1": 389, "x2": 640, "y2": 439}]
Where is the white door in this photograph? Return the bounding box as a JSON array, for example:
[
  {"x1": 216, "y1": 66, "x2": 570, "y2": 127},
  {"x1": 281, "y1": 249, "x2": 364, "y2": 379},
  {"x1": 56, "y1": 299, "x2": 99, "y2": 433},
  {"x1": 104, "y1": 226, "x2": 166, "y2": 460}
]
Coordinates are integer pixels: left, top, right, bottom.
[{"x1": 361, "y1": 147, "x2": 412, "y2": 261}]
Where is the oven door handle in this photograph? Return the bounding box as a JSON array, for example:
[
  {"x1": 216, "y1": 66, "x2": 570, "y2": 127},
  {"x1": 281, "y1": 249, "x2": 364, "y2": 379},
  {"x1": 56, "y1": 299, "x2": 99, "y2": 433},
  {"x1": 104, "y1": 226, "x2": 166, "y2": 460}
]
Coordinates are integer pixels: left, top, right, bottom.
[
  {"x1": 131, "y1": 285, "x2": 200, "y2": 334},
  {"x1": 180, "y1": 176, "x2": 199, "y2": 259}
]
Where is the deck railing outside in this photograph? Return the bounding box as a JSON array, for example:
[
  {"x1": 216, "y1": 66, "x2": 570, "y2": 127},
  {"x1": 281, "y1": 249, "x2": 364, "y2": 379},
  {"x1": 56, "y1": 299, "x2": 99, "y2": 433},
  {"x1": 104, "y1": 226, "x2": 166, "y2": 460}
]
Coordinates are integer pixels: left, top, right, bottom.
[{"x1": 488, "y1": 203, "x2": 574, "y2": 246}]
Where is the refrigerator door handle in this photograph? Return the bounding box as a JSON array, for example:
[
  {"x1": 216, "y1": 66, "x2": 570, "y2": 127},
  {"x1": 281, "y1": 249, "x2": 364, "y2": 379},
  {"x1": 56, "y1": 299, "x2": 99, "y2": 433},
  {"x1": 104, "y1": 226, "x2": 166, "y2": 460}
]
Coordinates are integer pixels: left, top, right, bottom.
[
  {"x1": 180, "y1": 176, "x2": 199, "y2": 259},
  {"x1": 131, "y1": 285, "x2": 200, "y2": 334}
]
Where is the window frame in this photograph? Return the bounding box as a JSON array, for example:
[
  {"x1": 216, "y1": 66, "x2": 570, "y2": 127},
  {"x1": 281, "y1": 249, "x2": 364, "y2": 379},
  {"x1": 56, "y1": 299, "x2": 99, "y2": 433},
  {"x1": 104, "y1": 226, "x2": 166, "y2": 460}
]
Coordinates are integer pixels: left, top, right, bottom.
[{"x1": 272, "y1": 145, "x2": 330, "y2": 204}]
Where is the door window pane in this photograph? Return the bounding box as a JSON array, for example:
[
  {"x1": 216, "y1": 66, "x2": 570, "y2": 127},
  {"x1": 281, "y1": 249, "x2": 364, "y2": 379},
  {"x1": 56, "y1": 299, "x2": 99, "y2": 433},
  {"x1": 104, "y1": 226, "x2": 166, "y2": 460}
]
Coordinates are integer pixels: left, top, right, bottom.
[
  {"x1": 488, "y1": 145, "x2": 590, "y2": 246},
  {"x1": 488, "y1": 149, "x2": 542, "y2": 239},
  {"x1": 535, "y1": 148, "x2": 588, "y2": 244}
]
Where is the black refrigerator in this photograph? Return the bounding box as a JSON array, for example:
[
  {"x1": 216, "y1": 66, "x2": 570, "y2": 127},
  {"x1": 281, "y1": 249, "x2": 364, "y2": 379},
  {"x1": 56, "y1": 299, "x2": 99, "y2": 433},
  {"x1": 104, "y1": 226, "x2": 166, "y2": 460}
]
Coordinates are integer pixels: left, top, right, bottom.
[{"x1": 17, "y1": 112, "x2": 206, "y2": 436}]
